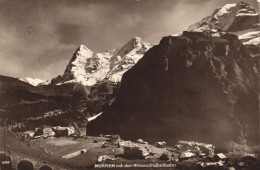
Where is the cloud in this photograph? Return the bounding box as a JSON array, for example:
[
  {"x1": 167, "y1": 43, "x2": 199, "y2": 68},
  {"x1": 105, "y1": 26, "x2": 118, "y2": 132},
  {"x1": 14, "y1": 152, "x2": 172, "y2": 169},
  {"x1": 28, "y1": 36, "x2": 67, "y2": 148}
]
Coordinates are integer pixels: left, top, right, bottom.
[
  {"x1": 0, "y1": 0, "x2": 258, "y2": 80},
  {"x1": 56, "y1": 23, "x2": 85, "y2": 45}
]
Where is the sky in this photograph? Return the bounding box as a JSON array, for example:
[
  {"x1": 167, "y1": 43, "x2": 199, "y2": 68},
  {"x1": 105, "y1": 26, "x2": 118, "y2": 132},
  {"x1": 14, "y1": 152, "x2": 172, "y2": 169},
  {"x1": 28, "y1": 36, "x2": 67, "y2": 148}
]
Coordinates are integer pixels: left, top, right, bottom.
[{"x1": 0, "y1": 0, "x2": 258, "y2": 80}]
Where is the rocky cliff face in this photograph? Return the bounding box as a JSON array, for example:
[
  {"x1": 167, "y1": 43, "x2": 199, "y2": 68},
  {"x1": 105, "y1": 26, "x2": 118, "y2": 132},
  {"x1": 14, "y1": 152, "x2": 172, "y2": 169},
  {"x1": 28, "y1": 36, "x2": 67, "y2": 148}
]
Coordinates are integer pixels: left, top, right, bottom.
[
  {"x1": 88, "y1": 31, "x2": 260, "y2": 150},
  {"x1": 51, "y1": 37, "x2": 151, "y2": 86}
]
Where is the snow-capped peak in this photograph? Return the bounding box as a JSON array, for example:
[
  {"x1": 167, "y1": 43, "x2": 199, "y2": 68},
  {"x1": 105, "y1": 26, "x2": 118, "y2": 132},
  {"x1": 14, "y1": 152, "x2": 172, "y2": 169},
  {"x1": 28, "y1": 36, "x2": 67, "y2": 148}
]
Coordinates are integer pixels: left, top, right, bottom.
[
  {"x1": 129, "y1": 36, "x2": 142, "y2": 43},
  {"x1": 107, "y1": 37, "x2": 152, "y2": 83},
  {"x1": 18, "y1": 77, "x2": 49, "y2": 86},
  {"x1": 75, "y1": 44, "x2": 93, "y2": 58},
  {"x1": 61, "y1": 44, "x2": 94, "y2": 85},
  {"x1": 117, "y1": 37, "x2": 150, "y2": 57},
  {"x1": 51, "y1": 37, "x2": 152, "y2": 86},
  {"x1": 188, "y1": 1, "x2": 259, "y2": 33},
  {"x1": 79, "y1": 44, "x2": 90, "y2": 51},
  {"x1": 187, "y1": 1, "x2": 259, "y2": 49}
]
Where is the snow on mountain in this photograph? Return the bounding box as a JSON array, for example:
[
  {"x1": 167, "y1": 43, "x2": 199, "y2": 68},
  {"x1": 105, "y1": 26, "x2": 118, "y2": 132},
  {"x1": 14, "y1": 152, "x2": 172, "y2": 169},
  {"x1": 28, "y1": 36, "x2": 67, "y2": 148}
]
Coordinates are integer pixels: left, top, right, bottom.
[
  {"x1": 188, "y1": 3, "x2": 238, "y2": 33},
  {"x1": 188, "y1": 1, "x2": 259, "y2": 32},
  {"x1": 213, "y1": 4, "x2": 237, "y2": 19},
  {"x1": 18, "y1": 77, "x2": 49, "y2": 86},
  {"x1": 238, "y1": 31, "x2": 260, "y2": 46},
  {"x1": 187, "y1": 1, "x2": 259, "y2": 47},
  {"x1": 106, "y1": 37, "x2": 151, "y2": 82},
  {"x1": 52, "y1": 37, "x2": 152, "y2": 86},
  {"x1": 64, "y1": 45, "x2": 94, "y2": 85}
]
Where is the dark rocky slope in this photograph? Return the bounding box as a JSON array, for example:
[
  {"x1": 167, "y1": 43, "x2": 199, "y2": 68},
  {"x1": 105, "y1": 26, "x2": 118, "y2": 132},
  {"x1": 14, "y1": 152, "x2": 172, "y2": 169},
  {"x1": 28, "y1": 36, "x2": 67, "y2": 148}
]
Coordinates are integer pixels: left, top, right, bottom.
[
  {"x1": 0, "y1": 75, "x2": 118, "y2": 131},
  {"x1": 88, "y1": 32, "x2": 260, "y2": 151}
]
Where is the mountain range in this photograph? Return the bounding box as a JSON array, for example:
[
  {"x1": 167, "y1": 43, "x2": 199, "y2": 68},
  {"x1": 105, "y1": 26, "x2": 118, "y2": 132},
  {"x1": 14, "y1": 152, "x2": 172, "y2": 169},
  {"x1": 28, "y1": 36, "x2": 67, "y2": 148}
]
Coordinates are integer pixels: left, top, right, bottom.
[
  {"x1": 0, "y1": 1, "x2": 259, "y2": 151},
  {"x1": 0, "y1": 37, "x2": 150, "y2": 132},
  {"x1": 51, "y1": 37, "x2": 151, "y2": 86}
]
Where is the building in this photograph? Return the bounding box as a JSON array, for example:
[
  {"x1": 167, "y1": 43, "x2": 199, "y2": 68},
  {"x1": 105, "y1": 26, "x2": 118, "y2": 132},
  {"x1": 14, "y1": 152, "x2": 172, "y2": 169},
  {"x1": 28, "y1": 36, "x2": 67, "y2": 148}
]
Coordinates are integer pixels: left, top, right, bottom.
[
  {"x1": 53, "y1": 126, "x2": 74, "y2": 137},
  {"x1": 23, "y1": 131, "x2": 35, "y2": 139},
  {"x1": 34, "y1": 126, "x2": 55, "y2": 138},
  {"x1": 105, "y1": 134, "x2": 121, "y2": 142},
  {"x1": 179, "y1": 151, "x2": 196, "y2": 161},
  {"x1": 118, "y1": 141, "x2": 133, "y2": 148},
  {"x1": 34, "y1": 128, "x2": 44, "y2": 137},
  {"x1": 175, "y1": 141, "x2": 215, "y2": 157},
  {"x1": 155, "y1": 141, "x2": 167, "y2": 148},
  {"x1": 123, "y1": 146, "x2": 149, "y2": 159},
  {"x1": 43, "y1": 128, "x2": 55, "y2": 137},
  {"x1": 213, "y1": 153, "x2": 226, "y2": 161}
]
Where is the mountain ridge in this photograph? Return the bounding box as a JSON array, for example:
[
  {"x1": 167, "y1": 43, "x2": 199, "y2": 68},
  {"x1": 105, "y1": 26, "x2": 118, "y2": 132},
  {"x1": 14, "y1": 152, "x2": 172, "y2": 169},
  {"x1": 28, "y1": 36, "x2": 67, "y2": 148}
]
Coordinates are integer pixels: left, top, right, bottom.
[
  {"x1": 51, "y1": 37, "x2": 151, "y2": 86},
  {"x1": 18, "y1": 77, "x2": 49, "y2": 86},
  {"x1": 188, "y1": 1, "x2": 259, "y2": 58},
  {"x1": 188, "y1": 1, "x2": 259, "y2": 33}
]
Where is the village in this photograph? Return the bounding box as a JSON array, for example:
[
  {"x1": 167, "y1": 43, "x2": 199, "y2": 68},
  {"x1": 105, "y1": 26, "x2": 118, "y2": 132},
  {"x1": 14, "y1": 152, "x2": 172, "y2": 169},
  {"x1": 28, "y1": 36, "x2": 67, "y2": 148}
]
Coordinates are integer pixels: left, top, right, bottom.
[
  {"x1": 4, "y1": 125, "x2": 256, "y2": 170},
  {"x1": 1, "y1": 109, "x2": 259, "y2": 170},
  {"x1": 0, "y1": 111, "x2": 258, "y2": 169}
]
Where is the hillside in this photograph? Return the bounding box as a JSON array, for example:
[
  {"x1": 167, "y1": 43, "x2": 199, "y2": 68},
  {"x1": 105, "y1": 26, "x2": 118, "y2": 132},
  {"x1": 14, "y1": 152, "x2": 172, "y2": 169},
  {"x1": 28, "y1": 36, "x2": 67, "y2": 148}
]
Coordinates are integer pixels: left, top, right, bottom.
[{"x1": 0, "y1": 75, "x2": 118, "y2": 131}]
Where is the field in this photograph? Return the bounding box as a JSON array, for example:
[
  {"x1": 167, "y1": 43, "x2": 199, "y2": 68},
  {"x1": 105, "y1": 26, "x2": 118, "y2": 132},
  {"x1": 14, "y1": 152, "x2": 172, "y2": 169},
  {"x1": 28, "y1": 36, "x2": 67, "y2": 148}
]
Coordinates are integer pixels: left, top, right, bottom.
[
  {"x1": 0, "y1": 127, "x2": 110, "y2": 169},
  {"x1": 0, "y1": 127, "x2": 77, "y2": 169},
  {"x1": 47, "y1": 138, "x2": 78, "y2": 146}
]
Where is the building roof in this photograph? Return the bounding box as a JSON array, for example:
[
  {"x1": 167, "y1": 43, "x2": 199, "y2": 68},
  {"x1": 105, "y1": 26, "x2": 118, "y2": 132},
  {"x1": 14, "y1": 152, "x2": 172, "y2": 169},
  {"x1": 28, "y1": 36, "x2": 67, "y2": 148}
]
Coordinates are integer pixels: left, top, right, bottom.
[
  {"x1": 54, "y1": 126, "x2": 74, "y2": 131},
  {"x1": 24, "y1": 131, "x2": 35, "y2": 135},
  {"x1": 216, "y1": 153, "x2": 226, "y2": 159},
  {"x1": 180, "y1": 151, "x2": 196, "y2": 158},
  {"x1": 56, "y1": 127, "x2": 68, "y2": 131}
]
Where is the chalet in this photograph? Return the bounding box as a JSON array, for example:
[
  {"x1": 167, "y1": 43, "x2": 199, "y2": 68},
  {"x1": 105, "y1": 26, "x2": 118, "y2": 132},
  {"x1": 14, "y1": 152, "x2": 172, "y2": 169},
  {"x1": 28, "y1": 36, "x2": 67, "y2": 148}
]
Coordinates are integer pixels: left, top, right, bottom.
[
  {"x1": 53, "y1": 126, "x2": 74, "y2": 137},
  {"x1": 34, "y1": 126, "x2": 55, "y2": 137}
]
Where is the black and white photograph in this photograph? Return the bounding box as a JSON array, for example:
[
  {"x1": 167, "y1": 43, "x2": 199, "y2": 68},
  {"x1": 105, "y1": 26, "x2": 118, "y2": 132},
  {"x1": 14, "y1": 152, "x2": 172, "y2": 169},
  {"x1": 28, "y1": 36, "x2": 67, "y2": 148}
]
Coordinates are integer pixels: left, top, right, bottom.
[{"x1": 0, "y1": 0, "x2": 259, "y2": 169}]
